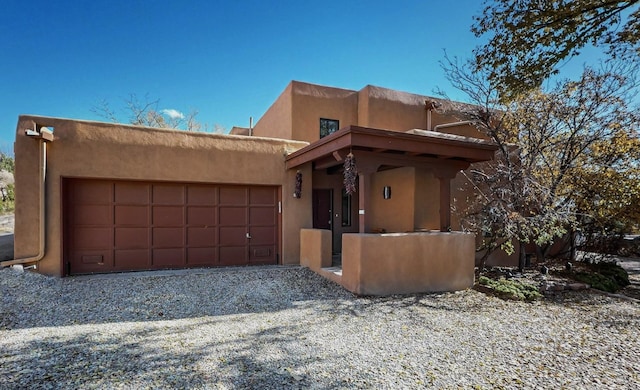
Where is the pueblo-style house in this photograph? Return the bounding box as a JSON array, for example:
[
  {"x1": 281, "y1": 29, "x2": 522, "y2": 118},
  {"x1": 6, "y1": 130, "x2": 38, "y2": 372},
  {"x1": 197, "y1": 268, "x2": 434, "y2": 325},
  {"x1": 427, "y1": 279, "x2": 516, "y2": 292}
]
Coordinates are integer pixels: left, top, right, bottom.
[{"x1": 5, "y1": 81, "x2": 501, "y2": 295}]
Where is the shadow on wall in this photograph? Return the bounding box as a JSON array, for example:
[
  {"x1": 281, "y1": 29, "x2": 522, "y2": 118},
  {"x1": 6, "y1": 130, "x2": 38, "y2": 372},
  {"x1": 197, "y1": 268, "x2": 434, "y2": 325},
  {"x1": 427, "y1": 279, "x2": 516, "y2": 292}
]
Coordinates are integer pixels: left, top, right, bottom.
[
  {"x1": 0, "y1": 234, "x2": 13, "y2": 261},
  {"x1": 0, "y1": 214, "x2": 14, "y2": 261}
]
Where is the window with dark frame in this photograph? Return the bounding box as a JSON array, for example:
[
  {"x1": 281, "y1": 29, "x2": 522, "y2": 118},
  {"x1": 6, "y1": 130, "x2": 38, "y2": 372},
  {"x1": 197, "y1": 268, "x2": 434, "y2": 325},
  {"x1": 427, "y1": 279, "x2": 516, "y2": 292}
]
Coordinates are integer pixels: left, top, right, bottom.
[
  {"x1": 320, "y1": 118, "x2": 339, "y2": 138},
  {"x1": 341, "y1": 188, "x2": 351, "y2": 227}
]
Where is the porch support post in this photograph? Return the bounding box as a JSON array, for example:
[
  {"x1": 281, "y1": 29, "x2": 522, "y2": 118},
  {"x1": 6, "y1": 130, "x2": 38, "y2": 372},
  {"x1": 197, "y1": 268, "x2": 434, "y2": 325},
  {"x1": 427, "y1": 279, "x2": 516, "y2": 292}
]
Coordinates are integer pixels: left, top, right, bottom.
[
  {"x1": 438, "y1": 176, "x2": 451, "y2": 232},
  {"x1": 358, "y1": 172, "x2": 371, "y2": 233}
]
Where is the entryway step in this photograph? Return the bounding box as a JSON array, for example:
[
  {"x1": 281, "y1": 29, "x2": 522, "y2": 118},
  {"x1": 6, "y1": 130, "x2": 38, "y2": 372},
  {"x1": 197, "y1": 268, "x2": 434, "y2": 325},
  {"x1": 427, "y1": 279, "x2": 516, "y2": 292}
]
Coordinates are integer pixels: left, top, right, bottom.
[{"x1": 322, "y1": 266, "x2": 342, "y2": 276}]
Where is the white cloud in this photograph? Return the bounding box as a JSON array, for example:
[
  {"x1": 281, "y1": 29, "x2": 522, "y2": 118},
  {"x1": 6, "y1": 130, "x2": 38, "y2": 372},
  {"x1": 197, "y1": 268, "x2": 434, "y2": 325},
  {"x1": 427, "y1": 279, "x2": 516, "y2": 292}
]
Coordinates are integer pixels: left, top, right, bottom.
[{"x1": 161, "y1": 108, "x2": 185, "y2": 120}]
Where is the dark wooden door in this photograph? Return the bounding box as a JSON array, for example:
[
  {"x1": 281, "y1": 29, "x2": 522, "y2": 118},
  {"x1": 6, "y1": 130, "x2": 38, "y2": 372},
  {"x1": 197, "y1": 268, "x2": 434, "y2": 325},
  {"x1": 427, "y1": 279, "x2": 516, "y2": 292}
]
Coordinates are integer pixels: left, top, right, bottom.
[{"x1": 312, "y1": 189, "x2": 332, "y2": 230}]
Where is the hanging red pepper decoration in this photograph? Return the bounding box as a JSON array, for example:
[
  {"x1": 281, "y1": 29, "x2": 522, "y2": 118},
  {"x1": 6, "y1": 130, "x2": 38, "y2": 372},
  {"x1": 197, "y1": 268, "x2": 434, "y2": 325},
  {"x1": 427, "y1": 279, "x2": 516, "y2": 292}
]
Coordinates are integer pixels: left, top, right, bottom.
[
  {"x1": 343, "y1": 153, "x2": 357, "y2": 195},
  {"x1": 294, "y1": 170, "x2": 302, "y2": 198}
]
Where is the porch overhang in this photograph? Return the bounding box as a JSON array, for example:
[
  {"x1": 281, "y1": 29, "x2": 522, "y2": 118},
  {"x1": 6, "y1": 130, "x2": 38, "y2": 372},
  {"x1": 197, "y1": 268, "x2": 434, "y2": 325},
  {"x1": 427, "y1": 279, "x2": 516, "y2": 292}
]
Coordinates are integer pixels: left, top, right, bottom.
[
  {"x1": 285, "y1": 125, "x2": 498, "y2": 172},
  {"x1": 286, "y1": 126, "x2": 498, "y2": 233}
]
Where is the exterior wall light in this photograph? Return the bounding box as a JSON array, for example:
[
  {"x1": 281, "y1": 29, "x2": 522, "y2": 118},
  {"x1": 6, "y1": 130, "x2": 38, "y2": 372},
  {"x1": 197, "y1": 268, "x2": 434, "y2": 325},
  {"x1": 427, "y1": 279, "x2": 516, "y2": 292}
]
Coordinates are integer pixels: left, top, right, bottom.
[{"x1": 383, "y1": 186, "x2": 391, "y2": 199}]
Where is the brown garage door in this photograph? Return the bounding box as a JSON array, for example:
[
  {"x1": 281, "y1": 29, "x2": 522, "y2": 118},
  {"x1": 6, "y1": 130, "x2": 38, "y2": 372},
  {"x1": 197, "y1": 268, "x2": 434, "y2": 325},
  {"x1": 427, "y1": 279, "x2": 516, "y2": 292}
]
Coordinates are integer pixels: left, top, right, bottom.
[{"x1": 64, "y1": 179, "x2": 279, "y2": 275}]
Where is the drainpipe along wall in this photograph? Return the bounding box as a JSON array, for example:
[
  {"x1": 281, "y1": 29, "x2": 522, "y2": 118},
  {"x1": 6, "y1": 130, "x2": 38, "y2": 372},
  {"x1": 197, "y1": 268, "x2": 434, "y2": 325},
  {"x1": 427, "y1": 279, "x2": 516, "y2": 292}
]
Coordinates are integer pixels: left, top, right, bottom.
[{"x1": 0, "y1": 132, "x2": 49, "y2": 268}]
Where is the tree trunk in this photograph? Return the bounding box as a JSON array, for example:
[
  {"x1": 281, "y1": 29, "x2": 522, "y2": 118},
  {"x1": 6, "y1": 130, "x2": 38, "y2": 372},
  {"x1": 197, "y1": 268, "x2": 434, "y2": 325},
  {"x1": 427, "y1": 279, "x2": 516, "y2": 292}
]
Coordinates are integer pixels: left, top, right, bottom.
[
  {"x1": 476, "y1": 237, "x2": 497, "y2": 272},
  {"x1": 569, "y1": 230, "x2": 577, "y2": 262},
  {"x1": 535, "y1": 244, "x2": 544, "y2": 265},
  {"x1": 518, "y1": 241, "x2": 527, "y2": 272}
]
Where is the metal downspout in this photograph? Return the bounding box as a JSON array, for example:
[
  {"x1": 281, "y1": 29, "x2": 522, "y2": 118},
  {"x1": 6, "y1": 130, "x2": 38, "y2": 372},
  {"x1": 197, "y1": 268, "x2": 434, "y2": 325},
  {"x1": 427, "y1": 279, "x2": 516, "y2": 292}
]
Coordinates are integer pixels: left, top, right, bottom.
[{"x1": 1, "y1": 138, "x2": 46, "y2": 268}]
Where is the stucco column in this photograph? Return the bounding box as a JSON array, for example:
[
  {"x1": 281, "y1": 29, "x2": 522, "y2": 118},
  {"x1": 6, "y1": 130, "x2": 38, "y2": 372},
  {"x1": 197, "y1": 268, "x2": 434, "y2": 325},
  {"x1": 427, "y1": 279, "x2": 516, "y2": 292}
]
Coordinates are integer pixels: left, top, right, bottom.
[
  {"x1": 438, "y1": 176, "x2": 451, "y2": 232},
  {"x1": 358, "y1": 172, "x2": 371, "y2": 233}
]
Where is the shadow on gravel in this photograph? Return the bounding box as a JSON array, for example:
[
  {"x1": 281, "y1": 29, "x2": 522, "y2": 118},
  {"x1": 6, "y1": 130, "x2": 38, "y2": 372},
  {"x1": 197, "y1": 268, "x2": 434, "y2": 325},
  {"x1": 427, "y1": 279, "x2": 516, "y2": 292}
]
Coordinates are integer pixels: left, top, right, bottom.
[
  {"x1": 212, "y1": 323, "x2": 352, "y2": 388},
  {"x1": 0, "y1": 308, "x2": 354, "y2": 388},
  {"x1": 1, "y1": 267, "x2": 357, "y2": 329},
  {"x1": 1, "y1": 327, "x2": 210, "y2": 388}
]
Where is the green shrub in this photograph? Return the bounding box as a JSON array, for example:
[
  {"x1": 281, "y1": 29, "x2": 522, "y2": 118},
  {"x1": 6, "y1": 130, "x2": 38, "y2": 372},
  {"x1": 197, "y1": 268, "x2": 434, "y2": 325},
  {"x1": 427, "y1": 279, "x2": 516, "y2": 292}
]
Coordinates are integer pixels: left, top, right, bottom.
[
  {"x1": 478, "y1": 276, "x2": 542, "y2": 301},
  {"x1": 594, "y1": 261, "x2": 630, "y2": 287},
  {"x1": 572, "y1": 262, "x2": 629, "y2": 292}
]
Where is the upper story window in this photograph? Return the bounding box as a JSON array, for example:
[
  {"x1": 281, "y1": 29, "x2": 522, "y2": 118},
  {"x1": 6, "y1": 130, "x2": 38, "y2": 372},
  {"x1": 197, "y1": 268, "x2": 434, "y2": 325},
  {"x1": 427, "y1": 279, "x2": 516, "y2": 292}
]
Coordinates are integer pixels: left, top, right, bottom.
[{"x1": 320, "y1": 118, "x2": 339, "y2": 138}]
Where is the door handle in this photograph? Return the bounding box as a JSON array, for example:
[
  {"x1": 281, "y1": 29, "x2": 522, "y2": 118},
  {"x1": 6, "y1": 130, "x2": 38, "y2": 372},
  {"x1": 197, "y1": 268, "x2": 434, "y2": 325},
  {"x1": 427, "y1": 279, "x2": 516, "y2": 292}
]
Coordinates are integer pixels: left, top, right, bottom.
[{"x1": 246, "y1": 233, "x2": 252, "y2": 239}]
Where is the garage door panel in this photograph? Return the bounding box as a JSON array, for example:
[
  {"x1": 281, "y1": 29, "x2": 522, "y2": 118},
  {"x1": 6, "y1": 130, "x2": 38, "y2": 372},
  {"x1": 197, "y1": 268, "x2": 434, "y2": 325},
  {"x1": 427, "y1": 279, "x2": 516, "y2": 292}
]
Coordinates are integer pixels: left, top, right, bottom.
[
  {"x1": 250, "y1": 207, "x2": 276, "y2": 225},
  {"x1": 115, "y1": 205, "x2": 148, "y2": 226},
  {"x1": 248, "y1": 226, "x2": 276, "y2": 245},
  {"x1": 74, "y1": 227, "x2": 112, "y2": 250},
  {"x1": 153, "y1": 206, "x2": 184, "y2": 226},
  {"x1": 187, "y1": 206, "x2": 216, "y2": 226},
  {"x1": 186, "y1": 247, "x2": 216, "y2": 265},
  {"x1": 187, "y1": 186, "x2": 217, "y2": 205},
  {"x1": 152, "y1": 227, "x2": 184, "y2": 247},
  {"x1": 114, "y1": 249, "x2": 149, "y2": 269},
  {"x1": 71, "y1": 250, "x2": 114, "y2": 273},
  {"x1": 153, "y1": 184, "x2": 185, "y2": 205},
  {"x1": 153, "y1": 248, "x2": 184, "y2": 266},
  {"x1": 115, "y1": 228, "x2": 148, "y2": 249},
  {"x1": 250, "y1": 187, "x2": 276, "y2": 205},
  {"x1": 187, "y1": 227, "x2": 216, "y2": 246},
  {"x1": 219, "y1": 187, "x2": 247, "y2": 205},
  {"x1": 250, "y1": 246, "x2": 273, "y2": 259},
  {"x1": 79, "y1": 253, "x2": 107, "y2": 265},
  {"x1": 73, "y1": 181, "x2": 112, "y2": 204},
  {"x1": 219, "y1": 226, "x2": 246, "y2": 245},
  {"x1": 115, "y1": 182, "x2": 149, "y2": 204},
  {"x1": 219, "y1": 207, "x2": 247, "y2": 225},
  {"x1": 75, "y1": 205, "x2": 111, "y2": 225},
  {"x1": 75, "y1": 250, "x2": 111, "y2": 265},
  {"x1": 250, "y1": 246, "x2": 276, "y2": 264},
  {"x1": 219, "y1": 246, "x2": 248, "y2": 265},
  {"x1": 67, "y1": 180, "x2": 278, "y2": 275}
]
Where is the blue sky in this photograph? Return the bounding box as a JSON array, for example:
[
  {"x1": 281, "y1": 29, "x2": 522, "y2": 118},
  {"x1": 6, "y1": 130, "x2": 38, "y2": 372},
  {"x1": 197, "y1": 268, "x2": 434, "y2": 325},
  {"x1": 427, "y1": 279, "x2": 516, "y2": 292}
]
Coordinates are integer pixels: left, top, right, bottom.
[{"x1": 1, "y1": 0, "x2": 603, "y2": 153}]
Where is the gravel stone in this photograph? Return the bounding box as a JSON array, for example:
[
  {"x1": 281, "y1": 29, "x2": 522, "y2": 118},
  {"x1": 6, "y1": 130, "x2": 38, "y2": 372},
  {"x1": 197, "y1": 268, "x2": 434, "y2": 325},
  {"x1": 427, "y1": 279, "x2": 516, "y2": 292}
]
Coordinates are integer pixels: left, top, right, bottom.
[{"x1": 1, "y1": 266, "x2": 639, "y2": 389}]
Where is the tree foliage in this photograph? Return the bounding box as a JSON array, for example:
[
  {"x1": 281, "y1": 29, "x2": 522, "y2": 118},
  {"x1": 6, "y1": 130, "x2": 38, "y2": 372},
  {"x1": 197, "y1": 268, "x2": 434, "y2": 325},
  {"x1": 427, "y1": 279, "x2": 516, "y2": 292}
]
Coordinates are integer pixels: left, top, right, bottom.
[
  {"x1": 442, "y1": 56, "x2": 640, "y2": 268},
  {"x1": 0, "y1": 153, "x2": 14, "y2": 173},
  {"x1": 91, "y1": 94, "x2": 224, "y2": 133},
  {"x1": 0, "y1": 153, "x2": 15, "y2": 213},
  {"x1": 569, "y1": 129, "x2": 640, "y2": 252},
  {"x1": 473, "y1": 0, "x2": 640, "y2": 97}
]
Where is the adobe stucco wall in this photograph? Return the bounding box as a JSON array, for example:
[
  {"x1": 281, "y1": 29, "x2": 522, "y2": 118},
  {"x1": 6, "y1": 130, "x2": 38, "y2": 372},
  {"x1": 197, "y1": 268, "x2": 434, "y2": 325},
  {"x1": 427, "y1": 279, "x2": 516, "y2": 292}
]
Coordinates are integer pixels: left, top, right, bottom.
[
  {"x1": 369, "y1": 167, "x2": 415, "y2": 233},
  {"x1": 414, "y1": 168, "x2": 441, "y2": 231},
  {"x1": 290, "y1": 81, "x2": 359, "y2": 143},
  {"x1": 14, "y1": 115, "x2": 310, "y2": 276},
  {"x1": 252, "y1": 83, "x2": 293, "y2": 140},
  {"x1": 257, "y1": 81, "x2": 490, "y2": 143},
  {"x1": 357, "y1": 85, "x2": 486, "y2": 135},
  {"x1": 299, "y1": 228, "x2": 332, "y2": 270},
  {"x1": 369, "y1": 167, "x2": 463, "y2": 234},
  {"x1": 358, "y1": 85, "x2": 427, "y2": 131},
  {"x1": 341, "y1": 232, "x2": 476, "y2": 295}
]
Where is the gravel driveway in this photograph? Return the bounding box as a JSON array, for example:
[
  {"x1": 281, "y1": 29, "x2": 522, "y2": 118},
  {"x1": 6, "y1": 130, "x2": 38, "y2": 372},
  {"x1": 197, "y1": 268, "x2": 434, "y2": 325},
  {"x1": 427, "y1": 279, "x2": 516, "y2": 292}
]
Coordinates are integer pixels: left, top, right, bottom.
[{"x1": 1, "y1": 266, "x2": 639, "y2": 389}]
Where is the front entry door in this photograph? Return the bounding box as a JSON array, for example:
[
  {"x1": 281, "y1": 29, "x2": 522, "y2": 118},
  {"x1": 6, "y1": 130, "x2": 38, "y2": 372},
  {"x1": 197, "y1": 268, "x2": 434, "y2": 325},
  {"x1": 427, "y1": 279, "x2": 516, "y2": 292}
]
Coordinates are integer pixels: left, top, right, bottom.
[{"x1": 312, "y1": 189, "x2": 332, "y2": 230}]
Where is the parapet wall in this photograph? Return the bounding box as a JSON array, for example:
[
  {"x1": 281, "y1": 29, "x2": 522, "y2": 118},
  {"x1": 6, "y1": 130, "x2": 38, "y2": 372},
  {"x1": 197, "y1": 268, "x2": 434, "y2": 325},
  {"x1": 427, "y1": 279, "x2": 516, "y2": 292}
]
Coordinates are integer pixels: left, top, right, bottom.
[{"x1": 341, "y1": 232, "x2": 476, "y2": 295}]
